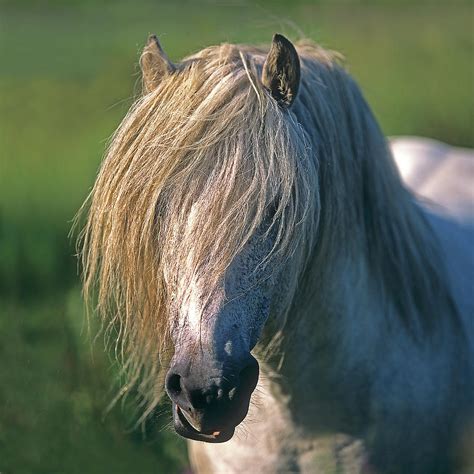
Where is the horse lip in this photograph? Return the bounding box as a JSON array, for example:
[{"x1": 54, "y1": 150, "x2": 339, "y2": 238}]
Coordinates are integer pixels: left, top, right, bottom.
[
  {"x1": 180, "y1": 406, "x2": 202, "y2": 432},
  {"x1": 172, "y1": 403, "x2": 235, "y2": 443}
]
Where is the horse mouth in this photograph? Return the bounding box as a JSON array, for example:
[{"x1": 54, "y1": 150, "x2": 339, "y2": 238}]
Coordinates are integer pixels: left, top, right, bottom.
[{"x1": 172, "y1": 403, "x2": 235, "y2": 443}]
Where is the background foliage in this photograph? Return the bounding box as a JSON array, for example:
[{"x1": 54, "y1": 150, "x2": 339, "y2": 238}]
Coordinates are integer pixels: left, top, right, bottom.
[{"x1": 1, "y1": 1, "x2": 472, "y2": 472}]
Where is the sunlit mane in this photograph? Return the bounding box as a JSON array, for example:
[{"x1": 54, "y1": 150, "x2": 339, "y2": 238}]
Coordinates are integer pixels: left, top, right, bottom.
[
  {"x1": 78, "y1": 38, "x2": 460, "y2": 419},
  {"x1": 79, "y1": 41, "x2": 320, "y2": 416}
]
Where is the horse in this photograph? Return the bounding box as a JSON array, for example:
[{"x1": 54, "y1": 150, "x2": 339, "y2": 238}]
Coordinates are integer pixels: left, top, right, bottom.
[{"x1": 79, "y1": 34, "x2": 474, "y2": 473}]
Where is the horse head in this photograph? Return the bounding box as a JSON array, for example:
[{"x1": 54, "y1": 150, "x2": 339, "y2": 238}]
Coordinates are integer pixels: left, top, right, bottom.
[{"x1": 141, "y1": 35, "x2": 305, "y2": 442}]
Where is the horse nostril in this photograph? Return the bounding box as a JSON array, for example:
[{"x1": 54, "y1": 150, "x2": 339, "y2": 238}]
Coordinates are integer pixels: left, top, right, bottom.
[{"x1": 166, "y1": 372, "x2": 182, "y2": 397}]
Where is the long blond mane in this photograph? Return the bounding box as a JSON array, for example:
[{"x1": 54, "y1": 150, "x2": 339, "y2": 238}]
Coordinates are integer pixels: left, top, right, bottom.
[{"x1": 79, "y1": 41, "x2": 326, "y2": 417}]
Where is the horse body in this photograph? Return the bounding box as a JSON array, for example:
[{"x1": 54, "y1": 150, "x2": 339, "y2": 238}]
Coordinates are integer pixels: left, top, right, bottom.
[
  {"x1": 81, "y1": 35, "x2": 473, "y2": 473},
  {"x1": 189, "y1": 138, "x2": 474, "y2": 474}
]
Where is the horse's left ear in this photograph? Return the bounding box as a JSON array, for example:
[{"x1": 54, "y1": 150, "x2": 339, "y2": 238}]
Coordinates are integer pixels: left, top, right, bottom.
[
  {"x1": 261, "y1": 34, "x2": 300, "y2": 108},
  {"x1": 140, "y1": 35, "x2": 176, "y2": 92}
]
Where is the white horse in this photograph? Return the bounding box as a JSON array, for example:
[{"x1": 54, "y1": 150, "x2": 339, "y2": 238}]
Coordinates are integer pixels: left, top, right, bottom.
[{"x1": 80, "y1": 35, "x2": 474, "y2": 473}]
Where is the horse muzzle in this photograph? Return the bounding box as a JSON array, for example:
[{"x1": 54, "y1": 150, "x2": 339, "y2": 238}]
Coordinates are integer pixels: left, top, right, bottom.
[{"x1": 166, "y1": 356, "x2": 259, "y2": 443}]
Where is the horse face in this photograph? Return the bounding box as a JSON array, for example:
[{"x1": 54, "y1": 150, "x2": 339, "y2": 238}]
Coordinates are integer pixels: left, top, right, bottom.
[
  {"x1": 165, "y1": 230, "x2": 277, "y2": 443},
  {"x1": 139, "y1": 33, "x2": 302, "y2": 442}
]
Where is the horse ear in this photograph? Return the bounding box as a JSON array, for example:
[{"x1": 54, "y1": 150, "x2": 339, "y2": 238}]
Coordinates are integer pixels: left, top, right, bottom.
[
  {"x1": 261, "y1": 34, "x2": 300, "y2": 108},
  {"x1": 140, "y1": 35, "x2": 176, "y2": 92}
]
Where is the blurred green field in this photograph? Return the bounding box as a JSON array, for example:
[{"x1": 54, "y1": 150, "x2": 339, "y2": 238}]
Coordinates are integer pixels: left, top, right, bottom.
[{"x1": 1, "y1": 1, "x2": 472, "y2": 472}]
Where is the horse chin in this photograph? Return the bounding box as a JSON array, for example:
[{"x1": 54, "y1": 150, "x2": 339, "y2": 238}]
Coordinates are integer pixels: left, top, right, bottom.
[{"x1": 172, "y1": 403, "x2": 235, "y2": 443}]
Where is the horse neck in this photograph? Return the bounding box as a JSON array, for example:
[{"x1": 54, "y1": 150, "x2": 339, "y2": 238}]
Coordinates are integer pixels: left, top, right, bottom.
[
  {"x1": 296, "y1": 65, "x2": 458, "y2": 336},
  {"x1": 259, "y1": 91, "x2": 459, "y2": 435},
  {"x1": 261, "y1": 251, "x2": 378, "y2": 432}
]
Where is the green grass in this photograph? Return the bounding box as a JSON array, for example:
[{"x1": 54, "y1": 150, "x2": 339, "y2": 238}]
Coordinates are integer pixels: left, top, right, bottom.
[
  {"x1": 0, "y1": 1, "x2": 472, "y2": 472},
  {"x1": 0, "y1": 291, "x2": 188, "y2": 474}
]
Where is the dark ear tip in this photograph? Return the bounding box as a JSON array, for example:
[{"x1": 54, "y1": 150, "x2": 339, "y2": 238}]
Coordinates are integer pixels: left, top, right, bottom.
[
  {"x1": 272, "y1": 33, "x2": 295, "y2": 50},
  {"x1": 146, "y1": 34, "x2": 160, "y2": 48}
]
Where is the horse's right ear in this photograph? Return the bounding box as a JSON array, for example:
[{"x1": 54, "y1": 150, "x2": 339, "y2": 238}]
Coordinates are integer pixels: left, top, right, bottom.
[
  {"x1": 261, "y1": 34, "x2": 300, "y2": 108},
  {"x1": 140, "y1": 35, "x2": 176, "y2": 92}
]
